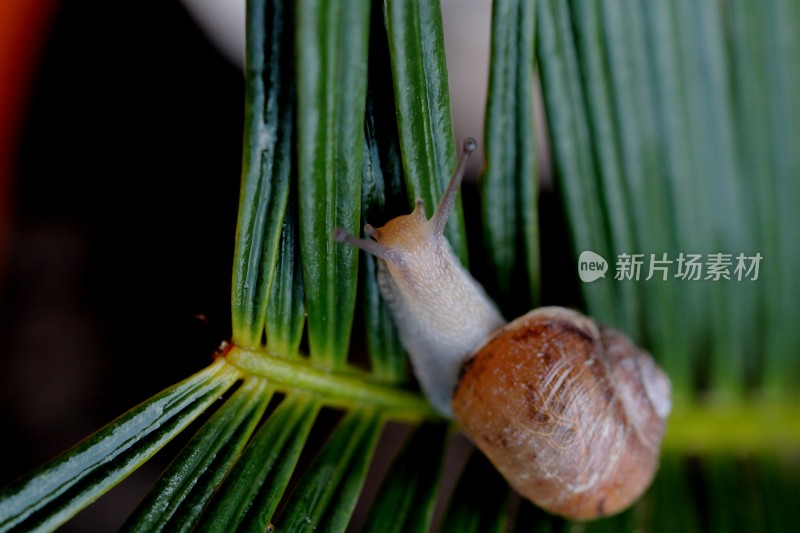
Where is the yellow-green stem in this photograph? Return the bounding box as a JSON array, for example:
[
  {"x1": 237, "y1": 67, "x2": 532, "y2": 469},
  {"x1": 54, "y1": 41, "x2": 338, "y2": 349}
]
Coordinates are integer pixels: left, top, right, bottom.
[
  {"x1": 664, "y1": 403, "x2": 800, "y2": 455},
  {"x1": 221, "y1": 349, "x2": 800, "y2": 454},
  {"x1": 224, "y1": 346, "x2": 438, "y2": 422}
]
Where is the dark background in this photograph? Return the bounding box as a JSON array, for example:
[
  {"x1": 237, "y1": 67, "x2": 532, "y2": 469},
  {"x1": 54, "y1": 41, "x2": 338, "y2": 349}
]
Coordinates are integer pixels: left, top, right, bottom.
[{"x1": 0, "y1": 2, "x2": 243, "y2": 530}]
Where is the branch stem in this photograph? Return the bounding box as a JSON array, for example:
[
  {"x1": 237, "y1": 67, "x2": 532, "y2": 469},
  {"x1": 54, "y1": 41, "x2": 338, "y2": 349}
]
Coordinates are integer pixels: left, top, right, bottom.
[{"x1": 224, "y1": 346, "x2": 439, "y2": 422}]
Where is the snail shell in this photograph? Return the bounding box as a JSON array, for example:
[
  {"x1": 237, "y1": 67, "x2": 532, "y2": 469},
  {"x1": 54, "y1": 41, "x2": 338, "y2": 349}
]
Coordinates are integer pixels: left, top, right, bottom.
[
  {"x1": 453, "y1": 307, "x2": 670, "y2": 519},
  {"x1": 334, "y1": 138, "x2": 671, "y2": 520}
]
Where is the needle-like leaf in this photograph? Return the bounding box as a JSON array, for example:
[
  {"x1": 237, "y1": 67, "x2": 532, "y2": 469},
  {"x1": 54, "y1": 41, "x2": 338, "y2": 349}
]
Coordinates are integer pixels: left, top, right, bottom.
[
  {"x1": 482, "y1": 0, "x2": 539, "y2": 311},
  {"x1": 265, "y1": 198, "x2": 305, "y2": 357},
  {"x1": 276, "y1": 409, "x2": 382, "y2": 532},
  {"x1": 232, "y1": 0, "x2": 295, "y2": 347},
  {"x1": 0, "y1": 361, "x2": 239, "y2": 532},
  {"x1": 296, "y1": 0, "x2": 372, "y2": 369},
  {"x1": 196, "y1": 393, "x2": 321, "y2": 532},
  {"x1": 383, "y1": 0, "x2": 468, "y2": 264},
  {"x1": 440, "y1": 451, "x2": 510, "y2": 533},
  {"x1": 120, "y1": 377, "x2": 271, "y2": 532},
  {"x1": 362, "y1": 422, "x2": 447, "y2": 532}
]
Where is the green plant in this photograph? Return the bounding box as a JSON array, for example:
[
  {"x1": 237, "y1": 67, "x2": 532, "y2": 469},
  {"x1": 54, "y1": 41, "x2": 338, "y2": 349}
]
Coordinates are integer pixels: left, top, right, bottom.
[{"x1": 1, "y1": 0, "x2": 798, "y2": 531}]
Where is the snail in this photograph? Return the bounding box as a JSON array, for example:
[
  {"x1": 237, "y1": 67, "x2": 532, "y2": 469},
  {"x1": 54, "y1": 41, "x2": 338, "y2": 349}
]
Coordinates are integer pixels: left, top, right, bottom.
[{"x1": 334, "y1": 138, "x2": 671, "y2": 520}]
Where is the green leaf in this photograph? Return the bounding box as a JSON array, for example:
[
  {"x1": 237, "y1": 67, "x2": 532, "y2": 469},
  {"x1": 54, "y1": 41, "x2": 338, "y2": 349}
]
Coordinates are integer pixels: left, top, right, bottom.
[
  {"x1": 536, "y1": 0, "x2": 618, "y2": 326},
  {"x1": 265, "y1": 197, "x2": 305, "y2": 357},
  {"x1": 361, "y1": 80, "x2": 407, "y2": 382},
  {"x1": 725, "y1": 0, "x2": 775, "y2": 399},
  {"x1": 756, "y1": 0, "x2": 800, "y2": 397},
  {"x1": 120, "y1": 377, "x2": 271, "y2": 532},
  {"x1": 648, "y1": 454, "x2": 701, "y2": 533},
  {"x1": 296, "y1": 0, "x2": 372, "y2": 368},
  {"x1": 637, "y1": 0, "x2": 701, "y2": 391},
  {"x1": 0, "y1": 361, "x2": 239, "y2": 533},
  {"x1": 672, "y1": 0, "x2": 751, "y2": 398},
  {"x1": 569, "y1": 0, "x2": 640, "y2": 337},
  {"x1": 482, "y1": 0, "x2": 539, "y2": 312},
  {"x1": 360, "y1": 226, "x2": 407, "y2": 383},
  {"x1": 596, "y1": 0, "x2": 686, "y2": 389},
  {"x1": 383, "y1": 0, "x2": 468, "y2": 264},
  {"x1": 705, "y1": 456, "x2": 757, "y2": 533},
  {"x1": 317, "y1": 415, "x2": 383, "y2": 532},
  {"x1": 439, "y1": 451, "x2": 510, "y2": 533},
  {"x1": 232, "y1": 0, "x2": 295, "y2": 347},
  {"x1": 196, "y1": 394, "x2": 320, "y2": 532},
  {"x1": 759, "y1": 456, "x2": 800, "y2": 531},
  {"x1": 362, "y1": 422, "x2": 447, "y2": 533},
  {"x1": 276, "y1": 409, "x2": 382, "y2": 532},
  {"x1": 537, "y1": 0, "x2": 800, "y2": 402}
]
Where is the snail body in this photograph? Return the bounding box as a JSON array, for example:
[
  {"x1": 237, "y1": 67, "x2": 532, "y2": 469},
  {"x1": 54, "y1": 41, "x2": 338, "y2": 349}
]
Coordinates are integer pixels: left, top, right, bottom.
[{"x1": 334, "y1": 139, "x2": 671, "y2": 520}]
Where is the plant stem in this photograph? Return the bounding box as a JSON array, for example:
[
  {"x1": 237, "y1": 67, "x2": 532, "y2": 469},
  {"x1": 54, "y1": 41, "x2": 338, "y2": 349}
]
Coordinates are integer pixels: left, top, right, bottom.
[
  {"x1": 663, "y1": 402, "x2": 800, "y2": 455},
  {"x1": 224, "y1": 346, "x2": 438, "y2": 421},
  {"x1": 224, "y1": 347, "x2": 800, "y2": 454}
]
